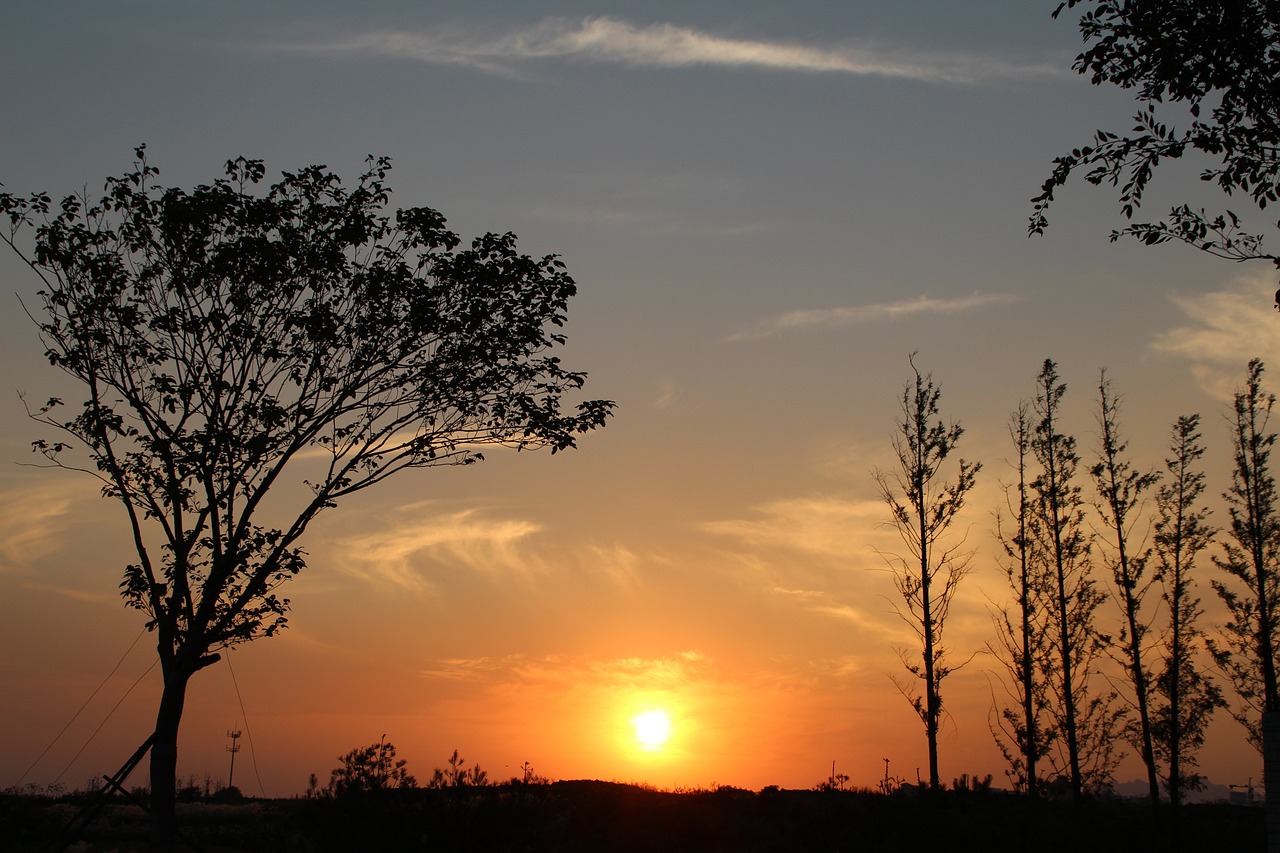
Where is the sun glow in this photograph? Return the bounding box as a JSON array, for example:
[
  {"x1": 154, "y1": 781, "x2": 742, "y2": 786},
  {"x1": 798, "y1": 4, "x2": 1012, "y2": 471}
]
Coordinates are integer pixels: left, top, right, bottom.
[{"x1": 631, "y1": 709, "x2": 673, "y2": 750}]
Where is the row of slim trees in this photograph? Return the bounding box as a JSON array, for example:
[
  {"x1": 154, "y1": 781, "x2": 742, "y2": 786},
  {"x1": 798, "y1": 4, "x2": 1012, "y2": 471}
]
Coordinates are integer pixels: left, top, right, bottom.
[{"x1": 879, "y1": 355, "x2": 1280, "y2": 809}]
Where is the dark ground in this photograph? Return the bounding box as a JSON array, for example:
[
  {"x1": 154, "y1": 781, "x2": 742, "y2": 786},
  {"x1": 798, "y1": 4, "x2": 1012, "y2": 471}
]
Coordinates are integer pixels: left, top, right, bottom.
[{"x1": 2, "y1": 781, "x2": 1266, "y2": 852}]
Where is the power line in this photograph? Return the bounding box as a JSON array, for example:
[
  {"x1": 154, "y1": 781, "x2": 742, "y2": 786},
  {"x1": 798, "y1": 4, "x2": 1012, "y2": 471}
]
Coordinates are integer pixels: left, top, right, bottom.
[
  {"x1": 14, "y1": 626, "x2": 147, "y2": 788},
  {"x1": 53, "y1": 655, "x2": 157, "y2": 785},
  {"x1": 222, "y1": 648, "x2": 264, "y2": 794}
]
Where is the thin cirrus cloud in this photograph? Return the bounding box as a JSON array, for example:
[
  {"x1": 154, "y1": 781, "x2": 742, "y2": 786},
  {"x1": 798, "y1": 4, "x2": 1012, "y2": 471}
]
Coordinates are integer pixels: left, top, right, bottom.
[
  {"x1": 329, "y1": 501, "x2": 649, "y2": 592},
  {"x1": 722, "y1": 292, "x2": 1019, "y2": 343},
  {"x1": 419, "y1": 650, "x2": 708, "y2": 689},
  {"x1": 1151, "y1": 271, "x2": 1280, "y2": 399},
  {"x1": 701, "y1": 496, "x2": 887, "y2": 560},
  {"x1": 332, "y1": 502, "x2": 545, "y2": 592},
  {"x1": 265, "y1": 17, "x2": 1063, "y2": 85},
  {"x1": 0, "y1": 483, "x2": 78, "y2": 575},
  {"x1": 770, "y1": 586, "x2": 876, "y2": 629}
]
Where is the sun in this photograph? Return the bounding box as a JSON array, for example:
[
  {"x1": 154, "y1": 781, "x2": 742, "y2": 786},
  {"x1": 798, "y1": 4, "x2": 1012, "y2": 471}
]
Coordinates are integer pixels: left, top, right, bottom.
[{"x1": 631, "y1": 709, "x2": 672, "y2": 749}]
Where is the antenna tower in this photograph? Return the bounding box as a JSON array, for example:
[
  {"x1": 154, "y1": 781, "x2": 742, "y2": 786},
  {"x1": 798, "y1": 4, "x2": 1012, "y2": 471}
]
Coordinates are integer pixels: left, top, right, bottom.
[{"x1": 226, "y1": 727, "x2": 242, "y2": 791}]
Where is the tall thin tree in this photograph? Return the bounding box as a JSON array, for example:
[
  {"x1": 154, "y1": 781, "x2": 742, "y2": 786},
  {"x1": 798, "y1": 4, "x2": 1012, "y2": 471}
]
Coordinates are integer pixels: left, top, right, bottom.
[
  {"x1": 989, "y1": 403, "x2": 1055, "y2": 797},
  {"x1": 1210, "y1": 359, "x2": 1280, "y2": 753},
  {"x1": 1151, "y1": 413, "x2": 1222, "y2": 810},
  {"x1": 874, "y1": 355, "x2": 981, "y2": 791},
  {"x1": 1090, "y1": 372, "x2": 1160, "y2": 806},
  {"x1": 1031, "y1": 359, "x2": 1121, "y2": 803}
]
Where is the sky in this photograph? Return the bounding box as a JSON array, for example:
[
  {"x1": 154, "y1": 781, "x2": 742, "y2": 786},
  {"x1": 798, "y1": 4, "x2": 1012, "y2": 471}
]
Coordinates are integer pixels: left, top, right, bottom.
[{"x1": 3, "y1": 1, "x2": 1279, "y2": 797}]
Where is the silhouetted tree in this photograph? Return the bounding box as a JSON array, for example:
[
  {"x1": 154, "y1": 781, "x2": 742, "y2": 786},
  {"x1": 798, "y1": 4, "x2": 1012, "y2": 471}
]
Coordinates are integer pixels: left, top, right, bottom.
[
  {"x1": 426, "y1": 749, "x2": 488, "y2": 788},
  {"x1": 1210, "y1": 360, "x2": 1280, "y2": 850},
  {"x1": 1031, "y1": 1, "x2": 1280, "y2": 274},
  {"x1": 874, "y1": 355, "x2": 981, "y2": 791},
  {"x1": 1151, "y1": 413, "x2": 1222, "y2": 810},
  {"x1": 327, "y1": 736, "x2": 416, "y2": 798},
  {"x1": 989, "y1": 403, "x2": 1056, "y2": 797},
  {"x1": 1090, "y1": 372, "x2": 1160, "y2": 806},
  {"x1": 0, "y1": 148, "x2": 612, "y2": 850},
  {"x1": 1030, "y1": 2, "x2": 1280, "y2": 834},
  {"x1": 1031, "y1": 359, "x2": 1123, "y2": 803},
  {"x1": 1210, "y1": 360, "x2": 1280, "y2": 749}
]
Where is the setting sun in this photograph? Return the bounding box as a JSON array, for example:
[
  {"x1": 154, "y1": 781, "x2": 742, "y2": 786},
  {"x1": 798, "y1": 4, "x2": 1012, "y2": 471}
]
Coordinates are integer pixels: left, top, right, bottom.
[{"x1": 632, "y1": 710, "x2": 673, "y2": 750}]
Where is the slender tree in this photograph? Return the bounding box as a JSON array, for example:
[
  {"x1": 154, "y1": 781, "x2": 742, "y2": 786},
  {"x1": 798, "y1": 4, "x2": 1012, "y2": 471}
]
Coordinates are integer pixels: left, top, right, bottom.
[
  {"x1": 1210, "y1": 359, "x2": 1280, "y2": 750},
  {"x1": 1151, "y1": 413, "x2": 1222, "y2": 810},
  {"x1": 874, "y1": 355, "x2": 981, "y2": 791},
  {"x1": 989, "y1": 403, "x2": 1055, "y2": 797},
  {"x1": 1030, "y1": 359, "x2": 1122, "y2": 802},
  {"x1": 1090, "y1": 372, "x2": 1160, "y2": 805},
  {"x1": 0, "y1": 149, "x2": 612, "y2": 850}
]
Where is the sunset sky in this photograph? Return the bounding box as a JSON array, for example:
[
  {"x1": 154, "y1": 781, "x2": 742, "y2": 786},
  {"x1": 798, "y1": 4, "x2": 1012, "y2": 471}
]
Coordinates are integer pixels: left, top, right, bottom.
[{"x1": 3, "y1": 2, "x2": 1279, "y2": 797}]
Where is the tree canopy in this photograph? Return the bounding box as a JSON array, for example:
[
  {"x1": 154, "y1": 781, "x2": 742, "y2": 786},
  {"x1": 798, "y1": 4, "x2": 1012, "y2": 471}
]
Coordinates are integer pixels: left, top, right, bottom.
[
  {"x1": 1, "y1": 146, "x2": 612, "y2": 651},
  {"x1": 1031, "y1": 0, "x2": 1280, "y2": 269},
  {"x1": 0, "y1": 146, "x2": 612, "y2": 848}
]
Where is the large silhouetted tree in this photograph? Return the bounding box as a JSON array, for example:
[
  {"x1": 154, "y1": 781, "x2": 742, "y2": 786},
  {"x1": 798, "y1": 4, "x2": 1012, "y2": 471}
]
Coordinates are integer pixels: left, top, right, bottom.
[
  {"x1": 874, "y1": 355, "x2": 981, "y2": 792},
  {"x1": 1031, "y1": 1, "x2": 1280, "y2": 274},
  {"x1": 1151, "y1": 413, "x2": 1222, "y2": 810},
  {"x1": 989, "y1": 403, "x2": 1055, "y2": 797},
  {"x1": 1090, "y1": 372, "x2": 1160, "y2": 806},
  {"x1": 0, "y1": 148, "x2": 612, "y2": 850},
  {"x1": 1031, "y1": 359, "x2": 1122, "y2": 803}
]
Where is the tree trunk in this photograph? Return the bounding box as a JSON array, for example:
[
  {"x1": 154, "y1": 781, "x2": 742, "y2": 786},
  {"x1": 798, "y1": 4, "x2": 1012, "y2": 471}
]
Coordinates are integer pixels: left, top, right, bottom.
[
  {"x1": 150, "y1": 663, "x2": 192, "y2": 852},
  {"x1": 921, "y1": 511, "x2": 940, "y2": 792},
  {"x1": 1053, "y1": 549, "x2": 1082, "y2": 806},
  {"x1": 1125, "y1": 609, "x2": 1160, "y2": 806},
  {"x1": 1266, "y1": 712, "x2": 1280, "y2": 853},
  {"x1": 1020, "y1": 579, "x2": 1038, "y2": 799}
]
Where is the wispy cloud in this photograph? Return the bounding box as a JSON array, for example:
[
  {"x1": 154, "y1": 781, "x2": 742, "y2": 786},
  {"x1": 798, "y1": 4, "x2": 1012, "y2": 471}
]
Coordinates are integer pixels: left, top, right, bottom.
[
  {"x1": 332, "y1": 502, "x2": 544, "y2": 592},
  {"x1": 771, "y1": 586, "x2": 875, "y2": 629},
  {"x1": 264, "y1": 17, "x2": 1063, "y2": 84},
  {"x1": 723, "y1": 292, "x2": 1019, "y2": 343},
  {"x1": 1151, "y1": 272, "x2": 1280, "y2": 398},
  {"x1": 17, "y1": 580, "x2": 114, "y2": 604},
  {"x1": 701, "y1": 496, "x2": 885, "y2": 560},
  {"x1": 419, "y1": 650, "x2": 709, "y2": 689},
  {"x1": 0, "y1": 482, "x2": 80, "y2": 575},
  {"x1": 584, "y1": 542, "x2": 646, "y2": 587},
  {"x1": 325, "y1": 500, "x2": 657, "y2": 593},
  {"x1": 651, "y1": 380, "x2": 680, "y2": 411}
]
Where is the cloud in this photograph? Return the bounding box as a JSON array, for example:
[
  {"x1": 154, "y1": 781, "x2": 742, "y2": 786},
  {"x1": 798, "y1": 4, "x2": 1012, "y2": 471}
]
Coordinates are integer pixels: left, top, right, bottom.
[
  {"x1": 326, "y1": 501, "x2": 657, "y2": 593},
  {"x1": 265, "y1": 17, "x2": 1063, "y2": 84},
  {"x1": 0, "y1": 482, "x2": 80, "y2": 575},
  {"x1": 584, "y1": 542, "x2": 645, "y2": 587},
  {"x1": 333, "y1": 502, "x2": 544, "y2": 592},
  {"x1": 419, "y1": 650, "x2": 709, "y2": 690},
  {"x1": 1152, "y1": 272, "x2": 1280, "y2": 398},
  {"x1": 17, "y1": 580, "x2": 115, "y2": 604},
  {"x1": 418, "y1": 656, "x2": 513, "y2": 682},
  {"x1": 722, "y1": 292, "x2": 1019, "y2": 342},
  {"x1": 701, "y1": 496, "x2": 886, "y2": 560},
  {"x1": 651, "y1": 381, "x2": 680, "y2": 411},
  {"x1": 771, "y1": 586, "x2": 875, "y2": 629}
]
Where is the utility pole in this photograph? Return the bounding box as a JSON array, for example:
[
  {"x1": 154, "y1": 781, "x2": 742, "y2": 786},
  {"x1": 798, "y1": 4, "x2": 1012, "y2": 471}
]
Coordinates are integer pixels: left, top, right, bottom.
[{"x1": 226, "y1": 727, "x2": 242, "y2": 791}]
